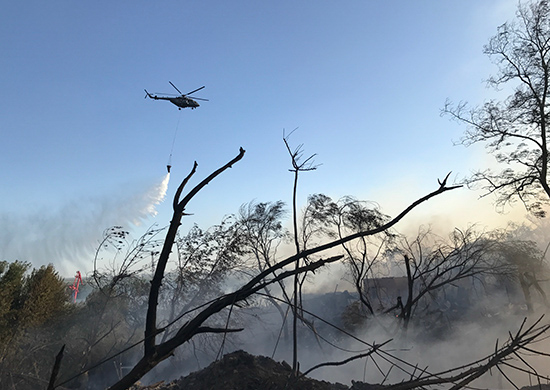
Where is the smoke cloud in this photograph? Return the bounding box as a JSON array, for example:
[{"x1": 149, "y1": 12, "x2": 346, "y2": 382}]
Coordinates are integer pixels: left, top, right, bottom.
[{"x1": 0, "y1": 174, "x2": 170, "y2": 276}]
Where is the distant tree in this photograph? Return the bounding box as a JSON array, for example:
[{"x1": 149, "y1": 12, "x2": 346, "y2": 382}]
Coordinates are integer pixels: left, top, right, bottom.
[
  {"x1": 236, "y1": 201, "x2": 288, "y2": 276},
  {"x1": 491, "y1": 235, "x2": 550, "y2": 313},
  {"x1": 236, "y1": 201, "x2": 291, "y2": 339},
  {"x1": 92, "y1": 225, "x2": 165, "y2": 292},
  {"x1": 301, "y1": 194, "x2": 391, "y2": 315},
  {"x1": 389, "y1": 227, "x2": 512, "y2": 333},
  {"x1": 0, "y1": 260, "x2": 31, "y2": 370},
  {"x1": 0, "y1": 261, "x2": 29, "y2": 335},
  {"x1": 0, "y1": 261, "x2": 71, "y2": 389},
  {"x1": 443, "y1": 0, "x2": 550, "y2": 217},
  {"x1": 237, "y1": 199, "x2": 334, "y2": 354},
  {"x1": 0, "y1": 261, "x2": 69, "y2": 337},
  {"x1": 159, "y1": 216, "x2": 248, "y2": 347},
  {"x1": 20, "y1": 264, "x2": 69, "y2": 326},
  {"x1": 493, "y1": 220, "x2": 550, "y2": 311}
]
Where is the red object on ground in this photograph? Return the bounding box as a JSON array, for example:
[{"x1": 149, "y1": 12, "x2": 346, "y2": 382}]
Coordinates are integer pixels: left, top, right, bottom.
[{"x1": 69, "y1": 271, "x2": 82, "y2": 302}]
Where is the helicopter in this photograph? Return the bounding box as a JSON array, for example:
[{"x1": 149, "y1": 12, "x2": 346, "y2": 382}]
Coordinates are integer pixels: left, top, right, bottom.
[{"x1": 144, "y1": 82, "x2": 208, "y2": 110}]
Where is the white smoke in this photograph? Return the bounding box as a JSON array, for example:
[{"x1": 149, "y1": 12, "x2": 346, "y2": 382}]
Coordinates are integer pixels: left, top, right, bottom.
[{"x1": 0, "y1": 174, "x2": 170, "y2": 276}]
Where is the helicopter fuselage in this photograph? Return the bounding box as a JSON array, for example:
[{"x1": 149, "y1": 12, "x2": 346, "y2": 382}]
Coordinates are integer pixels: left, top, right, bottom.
[
  {"x1": 148, "y1": 94, "x2": 199, "y2": 109},
  {"x1": 168, "y1": 96, "x2": 199, "y2": 109},
  {"x1": 145, "y1": 84, "x2": 206, "y2": 110}
]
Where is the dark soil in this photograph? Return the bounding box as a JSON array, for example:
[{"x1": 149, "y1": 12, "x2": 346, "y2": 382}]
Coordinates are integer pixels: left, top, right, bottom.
[{"x1": 129, "y1": 350, "x2": 384, "y2": 390}]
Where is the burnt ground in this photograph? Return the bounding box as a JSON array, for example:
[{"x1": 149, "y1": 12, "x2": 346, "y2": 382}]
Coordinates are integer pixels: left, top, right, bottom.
[
  {"x1": 129, "y1": 350, "x2": 384, "y2": 390},
  {"x1": 128, "y1": 349, "x2": 550, "y2": 390}
]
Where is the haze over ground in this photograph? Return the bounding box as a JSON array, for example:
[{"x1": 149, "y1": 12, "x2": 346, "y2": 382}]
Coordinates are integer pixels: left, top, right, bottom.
[{"x1": 0, "y1": 1, "x2": 526, "y2": 275}]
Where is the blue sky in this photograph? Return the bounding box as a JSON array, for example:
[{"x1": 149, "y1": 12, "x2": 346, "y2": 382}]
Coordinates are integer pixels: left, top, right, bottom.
[{"x1": 1, "y1": 1, "x2": 523, "y2": 275}]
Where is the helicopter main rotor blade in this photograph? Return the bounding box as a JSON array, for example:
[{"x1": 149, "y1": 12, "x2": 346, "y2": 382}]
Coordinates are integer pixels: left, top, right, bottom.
[
  {"x1": 169, "y1": 81, "x2": 183, "y2": 95},
  {"x1": 192, "y1": 97, "x2": 209, "y2": 101},
  {"x1": 185, "y1": 86, "x2": 205, "y2": 96}
]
